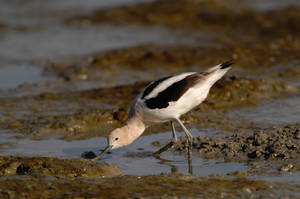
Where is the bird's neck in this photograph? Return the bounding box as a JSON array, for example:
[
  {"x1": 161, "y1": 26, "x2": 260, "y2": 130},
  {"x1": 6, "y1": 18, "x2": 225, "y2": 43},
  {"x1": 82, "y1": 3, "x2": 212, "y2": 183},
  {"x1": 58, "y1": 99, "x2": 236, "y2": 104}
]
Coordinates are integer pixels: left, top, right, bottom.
[{"x1": 124, "y1": 115, "x2": 146, "y2": 142}]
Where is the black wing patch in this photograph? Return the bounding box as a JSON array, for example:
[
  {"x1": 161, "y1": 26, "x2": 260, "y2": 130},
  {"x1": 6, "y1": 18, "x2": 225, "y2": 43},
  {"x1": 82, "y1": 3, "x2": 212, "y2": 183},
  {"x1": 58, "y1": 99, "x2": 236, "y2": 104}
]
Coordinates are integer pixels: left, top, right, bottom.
[
  {"x1": 142, "y1": 76, "x2": 172, "y2": 99},
  {"x1": 145, "y1": 73, "x2": 200, "y2": 109}
]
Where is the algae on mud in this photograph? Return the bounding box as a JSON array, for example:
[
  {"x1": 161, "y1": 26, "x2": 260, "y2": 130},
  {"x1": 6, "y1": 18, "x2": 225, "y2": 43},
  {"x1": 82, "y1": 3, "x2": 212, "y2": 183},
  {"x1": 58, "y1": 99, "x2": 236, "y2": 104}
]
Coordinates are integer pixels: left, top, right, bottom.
[
  {"x1": 174, "y1": 123, "x2": 300, "y2": 161},
  {"x1": 68, "y1": 0, "x2": 300, "y2": 39},
  {"x1": 62, "y1": 0, "x2": 300, "y2": 86},
  {"x1": 0, "y1": 156, "x2": 121, "y2": 178},
  {"x1": 0, "y1": 168, "x2": 294, "y2": 199},
  {"x1": 44, "y1": 39, "x2": 300, "y2": 82}
]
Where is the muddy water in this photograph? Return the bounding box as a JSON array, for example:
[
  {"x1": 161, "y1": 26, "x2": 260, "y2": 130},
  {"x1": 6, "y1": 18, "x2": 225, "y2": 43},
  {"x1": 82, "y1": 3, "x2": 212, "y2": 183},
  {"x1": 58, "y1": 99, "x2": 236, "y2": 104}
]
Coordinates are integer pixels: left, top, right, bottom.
[
  {"x1": 0, "y1": 130, "x2": 248, "y2": 176},
  {"x1": 0, "y1": 0, "x2": 300, "y2": 198}
]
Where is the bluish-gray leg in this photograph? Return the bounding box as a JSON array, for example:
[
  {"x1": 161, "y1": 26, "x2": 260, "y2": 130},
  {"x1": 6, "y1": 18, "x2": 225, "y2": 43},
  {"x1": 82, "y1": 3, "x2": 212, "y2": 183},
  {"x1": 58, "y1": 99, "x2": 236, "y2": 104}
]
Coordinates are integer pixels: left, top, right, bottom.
[
  {"x1": 175, "y1": 118, "x2": 193, "y2": 142},
  {"x1": 153, "y1": 121, "x2": 178, "y2": 156},
  {"x1": 171, "y1": 120, "x2": 177, "y2": 142},
  {"x1": 175, "y1": 118, "x2": 193, "y2": 165}
]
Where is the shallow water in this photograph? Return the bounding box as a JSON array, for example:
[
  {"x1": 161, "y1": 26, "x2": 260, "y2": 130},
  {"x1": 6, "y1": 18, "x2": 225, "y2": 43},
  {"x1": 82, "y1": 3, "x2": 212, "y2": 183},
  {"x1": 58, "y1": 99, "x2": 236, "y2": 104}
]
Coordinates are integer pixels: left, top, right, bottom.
[
  {"x1": 252, "y1": 172, "x2": 300, "y2": 184},
  {"x1": 0, "y1": 130, "x2": 248, "y2": 176},
  {"x1": 247, "y1": 0, "x2": 300, "y2": 11},
  {"x1": 2, "y1": 128, "x2": 300, "y2": 184},
  {"x1": 0, "y1": 0, "x2": 152, "y2": 26},
  {"x1": 0, "y1": 25, "x2": 180, "y2": 62},
  {"x1": 230, "y1": 95, "x2": 300, "y2": 127},
  {"x1": 0, "y1": 63, "x2": 55, "y2": 89},
  {"x1": 0, "y1": 0, "x2": 184, "y2": 93}
]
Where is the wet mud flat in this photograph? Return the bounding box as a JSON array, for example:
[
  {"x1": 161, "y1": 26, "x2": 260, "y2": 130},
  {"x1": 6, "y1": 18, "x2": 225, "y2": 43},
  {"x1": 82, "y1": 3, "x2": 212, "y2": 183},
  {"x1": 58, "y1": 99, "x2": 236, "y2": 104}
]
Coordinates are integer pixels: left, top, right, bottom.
[
  {"x1": 170, "y1": 123, "x2": 300, "y2": 173},
  {"x1": 0, "y1": 169, "x2": 291, "y2": 199},
  {"x1": 0, "y1": 0, "x2": 300, "y2": 198}
]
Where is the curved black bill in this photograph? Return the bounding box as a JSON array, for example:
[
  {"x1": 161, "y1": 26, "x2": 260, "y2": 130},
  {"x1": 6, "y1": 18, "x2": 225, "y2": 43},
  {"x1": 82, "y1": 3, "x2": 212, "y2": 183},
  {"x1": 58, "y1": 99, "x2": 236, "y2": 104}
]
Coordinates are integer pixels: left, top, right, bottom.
[{"x1": 92, "y1": 145, "x2": 113, "y2": 161}]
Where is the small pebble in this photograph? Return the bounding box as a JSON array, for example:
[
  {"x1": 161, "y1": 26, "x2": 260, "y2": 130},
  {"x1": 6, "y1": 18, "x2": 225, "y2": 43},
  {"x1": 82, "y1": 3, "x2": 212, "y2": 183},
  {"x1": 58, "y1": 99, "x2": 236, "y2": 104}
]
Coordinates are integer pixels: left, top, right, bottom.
[
  {"x1": 152, "y1": 141, "x2": 161, "y2": 147},
  {"x1": 81, "y1": 151, "x2": 96, "y2": 159},
  {"x1": 279, "y1": 164, "x2": 294, "y2": 172}
]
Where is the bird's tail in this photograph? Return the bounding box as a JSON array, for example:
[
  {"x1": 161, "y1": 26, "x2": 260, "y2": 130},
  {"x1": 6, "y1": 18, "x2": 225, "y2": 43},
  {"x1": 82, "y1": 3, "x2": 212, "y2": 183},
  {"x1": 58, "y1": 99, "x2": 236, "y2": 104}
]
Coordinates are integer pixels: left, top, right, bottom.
[
  {"x1": 202, "y1": 60, "x2": 233, "y2": 84},
  {"x1": 204, "y1": 60, "x2": 233, "y2": 74},
  {"x1": 220, "y1": 60, "x2": 233, "y2": 69}
]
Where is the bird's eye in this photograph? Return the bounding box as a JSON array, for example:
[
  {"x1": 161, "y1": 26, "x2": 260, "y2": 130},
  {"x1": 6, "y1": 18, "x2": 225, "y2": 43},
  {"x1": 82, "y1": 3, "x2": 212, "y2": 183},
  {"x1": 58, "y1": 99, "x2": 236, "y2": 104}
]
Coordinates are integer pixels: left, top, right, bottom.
[{"x1": 115, "y1": 137, "x2": 119, "y2": 141}]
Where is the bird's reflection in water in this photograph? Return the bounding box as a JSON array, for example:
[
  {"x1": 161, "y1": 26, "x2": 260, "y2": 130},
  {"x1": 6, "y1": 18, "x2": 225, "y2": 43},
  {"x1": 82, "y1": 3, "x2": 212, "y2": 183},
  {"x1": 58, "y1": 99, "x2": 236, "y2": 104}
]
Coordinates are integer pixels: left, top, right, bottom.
[{"x1": 154, "y1": 151, "x2": 193, "y2": 175}]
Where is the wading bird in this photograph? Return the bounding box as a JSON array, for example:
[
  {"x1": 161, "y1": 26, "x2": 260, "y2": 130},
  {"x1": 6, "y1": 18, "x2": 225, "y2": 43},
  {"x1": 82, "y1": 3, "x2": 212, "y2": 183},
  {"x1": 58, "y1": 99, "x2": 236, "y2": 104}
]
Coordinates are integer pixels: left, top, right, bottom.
[{"x1": 93, "y1": 61, "x2": 232, "y2": 160}]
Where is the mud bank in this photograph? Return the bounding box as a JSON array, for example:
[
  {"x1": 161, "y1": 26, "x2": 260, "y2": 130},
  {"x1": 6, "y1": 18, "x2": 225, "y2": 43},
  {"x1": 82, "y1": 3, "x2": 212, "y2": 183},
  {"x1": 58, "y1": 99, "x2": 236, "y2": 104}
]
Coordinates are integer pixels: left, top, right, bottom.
[
  {"x1": 44, "y1": 40, "x2": 300, "y2": 83},
  {"x1": 0, "y1": 156, "x2": 121, "y2": 178},
  {"x1": 68, "y1": 0, "x2": 300, "y2": 39},
  {"x1": 175, "y1": 123, "x2": 300, "y2": 160},
  {"x1": 59, "y1": 0, "x2": 300, "y2": 86},
  {"x1": 0, "y1": 21, "x2": 4, "y2": 30},
  {"x1": 0, "y1": 76, "x2": 297, "y2": 140},
  {"x1": 0, "y1": 167, "x2": 297, "y2": 199},
  {"x1": 164, "y1": 123, "x2": 300, "y2": 175}
]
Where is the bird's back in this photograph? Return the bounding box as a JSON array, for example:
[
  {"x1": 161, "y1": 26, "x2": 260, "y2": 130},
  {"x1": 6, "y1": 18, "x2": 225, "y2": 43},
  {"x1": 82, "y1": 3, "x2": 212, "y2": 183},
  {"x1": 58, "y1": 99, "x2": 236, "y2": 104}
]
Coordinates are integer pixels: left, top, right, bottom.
[{"x1": 131, "y1": 62, "x2": 232, "y2": 124}]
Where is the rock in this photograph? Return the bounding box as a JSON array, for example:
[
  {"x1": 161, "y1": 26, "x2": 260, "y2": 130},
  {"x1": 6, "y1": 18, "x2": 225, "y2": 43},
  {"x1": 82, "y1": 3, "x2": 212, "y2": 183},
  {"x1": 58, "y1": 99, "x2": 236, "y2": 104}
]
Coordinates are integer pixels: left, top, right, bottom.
[
  {"x1": 0, "y1": 161, "x2": 21, "y2": 176},
  {"x1": 81, "y1": 151, "x2": 96, "y2": 159}
]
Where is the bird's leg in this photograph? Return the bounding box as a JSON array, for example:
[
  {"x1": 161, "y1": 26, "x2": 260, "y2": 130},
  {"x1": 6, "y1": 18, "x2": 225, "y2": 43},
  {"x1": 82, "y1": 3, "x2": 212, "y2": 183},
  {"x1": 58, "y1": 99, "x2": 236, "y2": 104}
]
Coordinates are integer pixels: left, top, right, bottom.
[
  {"x1": 187, "y1": 147, "x2": 193, "y2": 174},
  {"x1": 175, "y1": 118, "x2": 193, "y2": 158},
  {"x1": 175, "y1": 118, "x2": 193, "y2": 142},
  {"x1": 170, "y1": 120, "x2": 177, "y2": 142},
  {"x1": 153, "y1": 121, "x2": 178, "y2": 156}
]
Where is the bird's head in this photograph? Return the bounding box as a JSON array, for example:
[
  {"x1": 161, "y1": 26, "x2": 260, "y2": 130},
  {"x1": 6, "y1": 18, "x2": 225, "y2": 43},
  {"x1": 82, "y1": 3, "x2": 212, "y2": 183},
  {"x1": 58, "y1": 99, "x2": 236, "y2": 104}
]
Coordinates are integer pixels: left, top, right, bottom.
[
  {"x1": 94, "y1": 127, "x2": 132, "y2": 159},
  {"x1": 107, "y1": 127, "x2": 130, "y2": 149},
  {"x1": 93, "y1": 117, "x2": 146, "y2": 160}
]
